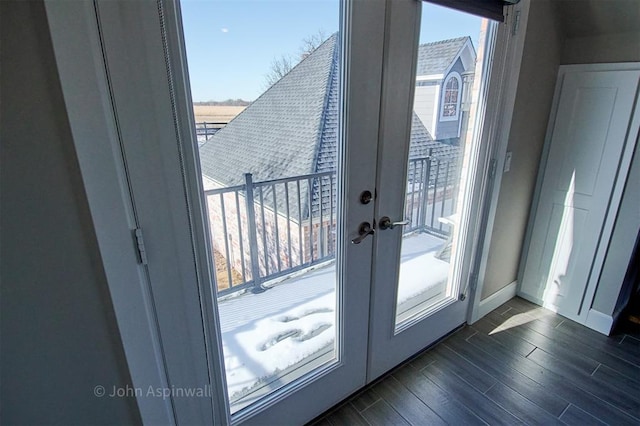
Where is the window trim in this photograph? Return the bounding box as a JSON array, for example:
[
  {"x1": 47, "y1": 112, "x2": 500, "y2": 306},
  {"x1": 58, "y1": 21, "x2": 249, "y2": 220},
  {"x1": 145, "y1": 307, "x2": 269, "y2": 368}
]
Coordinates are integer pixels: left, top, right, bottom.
[{"x1": 439, "y1": 72, "x2": 462, "y2": 122}]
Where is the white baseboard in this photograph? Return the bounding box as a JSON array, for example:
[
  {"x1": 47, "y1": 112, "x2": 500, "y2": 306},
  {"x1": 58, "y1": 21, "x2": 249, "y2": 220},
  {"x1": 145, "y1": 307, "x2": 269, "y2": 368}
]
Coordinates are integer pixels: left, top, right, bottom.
[
  {"x1": 516, "y1": 291, "x2": 544, "y2": 308},
  {"x1": 585, "y1": 309, "x2": 614, "y2": 336},
  {"x1": 469, "y1": 281, "x2": 517, "y2": 324}
]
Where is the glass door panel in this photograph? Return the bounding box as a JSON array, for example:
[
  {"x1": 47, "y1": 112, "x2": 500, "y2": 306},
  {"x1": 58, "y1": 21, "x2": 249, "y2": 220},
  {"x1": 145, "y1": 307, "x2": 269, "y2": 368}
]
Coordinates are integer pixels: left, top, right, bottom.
[
  {"x1": 368, "y1": 0, "x2": 496, "y2": 380},
  {"x1": 179, "y1": 0, "x2": 383, "y2": 422},
  {"x1": 181, "y1": 0, "x2": 342, "y2": 414},
  {"x1": 394, "y1": 5, "x2": 486, "y2": 328}
]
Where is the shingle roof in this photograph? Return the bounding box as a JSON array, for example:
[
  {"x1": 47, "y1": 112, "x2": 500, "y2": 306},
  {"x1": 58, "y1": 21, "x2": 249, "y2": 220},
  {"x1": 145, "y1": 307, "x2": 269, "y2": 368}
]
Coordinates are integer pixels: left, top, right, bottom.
[
  {"x1": 199, "y1": 34, "x2": 337, "y2": 187},
  {"x1": 416, "y1": 37, "x2": 469, "y2": 76},
  {"x1": 199, "y1": 34, "x2": 462, "y2": 218}
]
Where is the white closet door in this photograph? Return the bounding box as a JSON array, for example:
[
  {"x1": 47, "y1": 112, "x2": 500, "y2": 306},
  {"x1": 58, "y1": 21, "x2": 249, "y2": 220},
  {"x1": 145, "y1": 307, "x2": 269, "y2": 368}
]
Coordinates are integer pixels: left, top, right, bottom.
[{"x1": 520, "y1": 68, "x2": 640, "y2": 320}]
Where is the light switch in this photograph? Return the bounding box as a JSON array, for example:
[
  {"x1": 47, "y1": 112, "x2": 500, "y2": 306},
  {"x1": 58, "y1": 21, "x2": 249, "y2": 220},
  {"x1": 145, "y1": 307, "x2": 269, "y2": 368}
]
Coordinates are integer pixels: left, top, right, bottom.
[{"x1": 503, "y1": 151, "x2": 512, "y2": 173}]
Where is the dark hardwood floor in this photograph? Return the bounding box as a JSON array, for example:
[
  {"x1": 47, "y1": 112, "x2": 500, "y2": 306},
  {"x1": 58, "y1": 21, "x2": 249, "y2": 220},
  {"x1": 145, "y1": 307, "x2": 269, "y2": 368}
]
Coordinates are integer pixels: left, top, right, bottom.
[{"x1": 309, "y1": 297, "x2": 640, "y2": 425}]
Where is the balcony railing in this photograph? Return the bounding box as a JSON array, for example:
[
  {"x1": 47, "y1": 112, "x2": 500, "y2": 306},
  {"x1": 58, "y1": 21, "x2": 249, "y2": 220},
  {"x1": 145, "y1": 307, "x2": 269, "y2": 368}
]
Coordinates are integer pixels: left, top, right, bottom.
[
  {"x1": 195, "y1": 122, "x2": 226, "y2": 141},
  {"x1": 205, "y1": 151, "x2": 458, "y2": 296}
]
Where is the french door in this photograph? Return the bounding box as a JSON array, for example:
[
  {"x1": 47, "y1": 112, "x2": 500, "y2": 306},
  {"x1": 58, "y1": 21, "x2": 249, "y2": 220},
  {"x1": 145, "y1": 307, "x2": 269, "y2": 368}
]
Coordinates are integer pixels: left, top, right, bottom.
[
  {"x1": 363, "y1": 0, "x2": 502, "y2": 381},
  {"x1": 49, "y1": 0, "x2": 509, "y2": 424},
  {"x1": 368, "y1": 0, "x2": 470, "y2": 380},
  {"x1": 91, "y1": 0, "x2": 387, "y2": 424},
  {"x1": 181, "y1": 0, "x2": 498, "y2": 420}
]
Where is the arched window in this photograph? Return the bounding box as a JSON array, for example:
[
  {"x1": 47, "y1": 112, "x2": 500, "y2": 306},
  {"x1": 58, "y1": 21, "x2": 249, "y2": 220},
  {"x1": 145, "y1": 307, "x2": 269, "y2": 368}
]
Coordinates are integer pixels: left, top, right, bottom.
[{"x1": 441, "y1": 73, "x2": 461, "y2": 120}]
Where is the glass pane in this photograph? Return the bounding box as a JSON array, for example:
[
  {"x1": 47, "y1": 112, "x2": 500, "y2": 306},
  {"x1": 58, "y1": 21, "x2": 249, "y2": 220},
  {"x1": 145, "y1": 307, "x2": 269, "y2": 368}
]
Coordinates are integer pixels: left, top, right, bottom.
[
  {"x1": 395, "y1": 4, "x2": 488, "y2": 327},
  {"x1": 180, "y1": 0, "x2": 341, "y2": 415}
]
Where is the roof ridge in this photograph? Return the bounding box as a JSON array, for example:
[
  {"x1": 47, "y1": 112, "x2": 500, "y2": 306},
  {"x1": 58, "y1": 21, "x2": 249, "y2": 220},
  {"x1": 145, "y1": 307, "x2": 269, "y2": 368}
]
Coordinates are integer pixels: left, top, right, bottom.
[
  {"x1": 205, "y1": 33, "x2": 339, "y2": 144},
  {"x1": 443, "y1": 37, "x2": 474, "y2": 76},
  {"x1": 418, "y1": 36, "x2": 469, "y2": 48},
  {"x1": 312, "y1": 35, "x2": 338, "y2": 175}
]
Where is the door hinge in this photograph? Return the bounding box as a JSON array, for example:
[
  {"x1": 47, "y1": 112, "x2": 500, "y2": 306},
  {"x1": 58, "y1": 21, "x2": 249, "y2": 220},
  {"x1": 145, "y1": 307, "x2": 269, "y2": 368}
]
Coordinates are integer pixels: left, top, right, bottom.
[
  {"x1": 134, "y1": 228, "x2": 148, "y2": 265},
  {"x1": 489, "y1": 158, "x2": 497, "y2": 178},
  {"x1": 512, "y1": 10, "x2": 521, "y2": 35},
  {"x1": 460, "y1": 273, "x2": 478, "y2": 301}
]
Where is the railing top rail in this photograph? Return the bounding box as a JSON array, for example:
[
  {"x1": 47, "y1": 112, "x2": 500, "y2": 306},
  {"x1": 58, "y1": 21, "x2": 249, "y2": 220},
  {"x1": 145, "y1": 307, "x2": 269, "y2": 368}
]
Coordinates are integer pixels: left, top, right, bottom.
[
  {"x1": 204, "y1": 184, "x2": 245, "y2": 196},
  {"x1": 203, "y1": 170, "x2": 335, "y2": 196},
  {"x1": 408, "y1": 152, "x2": 458, "y2": 163},
  {"x1": 195, "y1": 121, "x2": 227, "y2": 126},
  {"x1": 203, "y1": 156, "x2": 457, "y2": 196},
  {"x1": 252, "y1": 170, "x2": 334, "y2": 187}
]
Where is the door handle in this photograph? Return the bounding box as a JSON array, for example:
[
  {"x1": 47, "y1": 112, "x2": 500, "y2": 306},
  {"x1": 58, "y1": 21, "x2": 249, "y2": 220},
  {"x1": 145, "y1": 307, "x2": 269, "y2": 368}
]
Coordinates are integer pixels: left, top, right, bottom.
[
  {"x1": 351, "y1": 222, "x2": 374, "y2": 244},
  {"x1": 378, "y1": 216, "x2": 410, "y2": 230}
]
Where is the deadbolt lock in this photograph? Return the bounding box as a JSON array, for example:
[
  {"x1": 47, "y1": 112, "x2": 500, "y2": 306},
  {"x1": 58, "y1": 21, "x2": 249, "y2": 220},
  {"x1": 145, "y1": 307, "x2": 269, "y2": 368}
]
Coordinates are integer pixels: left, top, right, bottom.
[{"x1": 359, "y1": 190, "x2": 373, "y2": 205}]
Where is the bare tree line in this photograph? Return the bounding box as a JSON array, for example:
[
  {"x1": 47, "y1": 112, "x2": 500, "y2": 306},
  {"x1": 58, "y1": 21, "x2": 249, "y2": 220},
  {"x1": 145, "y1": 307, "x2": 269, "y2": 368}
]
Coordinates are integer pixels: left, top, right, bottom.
[{"x1": 263, "y1": 30, "x2": 329, "y2": 89}]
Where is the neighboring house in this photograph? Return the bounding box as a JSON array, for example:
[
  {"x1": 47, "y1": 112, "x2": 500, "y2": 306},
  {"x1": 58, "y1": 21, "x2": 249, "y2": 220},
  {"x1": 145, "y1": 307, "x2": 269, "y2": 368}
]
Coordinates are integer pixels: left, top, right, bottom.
[
  {"x1": 199, "y1": 34, "x2": 466, "y2": 285},
  {"x1": 199, "y1": 35, "x2": 473, "y2": 188},
  {"x1": 413, "y1": 37, "x2": 476, "y2": 143}
]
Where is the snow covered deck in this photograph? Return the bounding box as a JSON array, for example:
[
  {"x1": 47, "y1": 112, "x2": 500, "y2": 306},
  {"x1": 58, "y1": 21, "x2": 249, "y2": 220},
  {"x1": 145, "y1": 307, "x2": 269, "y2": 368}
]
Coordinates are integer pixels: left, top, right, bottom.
[{"x1": 217, "y1": 232, "x2": 450, "y2": 411}]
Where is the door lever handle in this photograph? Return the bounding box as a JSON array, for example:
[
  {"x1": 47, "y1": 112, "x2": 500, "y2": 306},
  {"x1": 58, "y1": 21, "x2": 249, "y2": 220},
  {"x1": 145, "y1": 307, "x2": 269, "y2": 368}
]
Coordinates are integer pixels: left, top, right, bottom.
[
  {"x1": 351, "y1": 222, "x2": 374, "y2": 244},
  {"x1": 378, "y1": 216, "x2": 410, "y2": 230}
]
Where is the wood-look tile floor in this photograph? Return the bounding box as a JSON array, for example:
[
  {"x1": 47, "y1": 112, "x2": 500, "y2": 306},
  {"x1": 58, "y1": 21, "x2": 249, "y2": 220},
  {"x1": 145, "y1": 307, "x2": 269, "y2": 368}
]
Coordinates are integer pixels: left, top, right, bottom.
[{"x1": 309, "y1": 297, "x2": 640, "y2": 425}]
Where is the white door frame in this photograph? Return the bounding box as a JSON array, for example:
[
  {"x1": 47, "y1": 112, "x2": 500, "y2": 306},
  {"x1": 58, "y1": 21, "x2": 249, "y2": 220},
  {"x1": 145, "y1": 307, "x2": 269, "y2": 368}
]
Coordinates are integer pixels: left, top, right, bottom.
[
  {"x1": 517, "y1": 62, "x2": 640, "y2": 330},
  {"x1": 44, "y1": 0, "x2": 534, "y2": 422},
  {"x1": 46, "y1": 0, "x2": 231, "y2": 423},
  {"x1": 467, "y1": 0, "x2": 532, "y2": 322},
  {"x1": 44, "y1": 1, "x2": 196, "y2": 423},
  {"x1": 236, "y1": 0, "x2": 388, "y2": 422},
  {"x1": 45, "y1": 0, "x2": 388, "y2": 424}
]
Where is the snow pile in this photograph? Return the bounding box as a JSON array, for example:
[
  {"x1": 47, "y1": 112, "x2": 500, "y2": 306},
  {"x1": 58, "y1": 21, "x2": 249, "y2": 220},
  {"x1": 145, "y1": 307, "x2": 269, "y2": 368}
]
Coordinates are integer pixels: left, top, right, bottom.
[
  {"x1": 217, "y1": 233, "x2": 449, "y2": 405},
  {"x1": 397, "y1": 251, "x2": 450, "y2": 305},
  {"x1": 222, "y1": 293, "x2": 335, "y2": 401}
]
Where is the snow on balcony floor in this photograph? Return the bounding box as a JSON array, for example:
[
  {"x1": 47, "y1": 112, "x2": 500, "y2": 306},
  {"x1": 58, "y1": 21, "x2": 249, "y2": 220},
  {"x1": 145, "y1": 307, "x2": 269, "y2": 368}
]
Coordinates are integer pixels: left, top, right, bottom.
[{"x1": 217, "y1": 232, "x2": 449, "y2": 405}]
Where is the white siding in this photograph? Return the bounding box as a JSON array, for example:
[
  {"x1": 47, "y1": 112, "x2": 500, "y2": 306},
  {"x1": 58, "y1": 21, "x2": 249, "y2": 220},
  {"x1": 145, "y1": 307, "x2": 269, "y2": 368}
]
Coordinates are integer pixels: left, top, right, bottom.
[{"x1": 414, "y1": 85, "x2": 438, "y2": 135}]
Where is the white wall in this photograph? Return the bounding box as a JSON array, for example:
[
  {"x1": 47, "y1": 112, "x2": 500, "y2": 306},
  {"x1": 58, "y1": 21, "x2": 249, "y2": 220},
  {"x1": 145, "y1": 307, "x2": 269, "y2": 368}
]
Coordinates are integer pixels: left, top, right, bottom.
[
  {"x1": 481, "y1": 0, "x2": 640, "y2": 322},
  {"x1": 0, "y1": 2, "x2": 141, "y2": 423},
  {"x1": 562, "y1": 31, "x2": 640, "y2": 65},
  {"x1": 481, "y1": 0, "x2": 563, "y2": 300}
]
